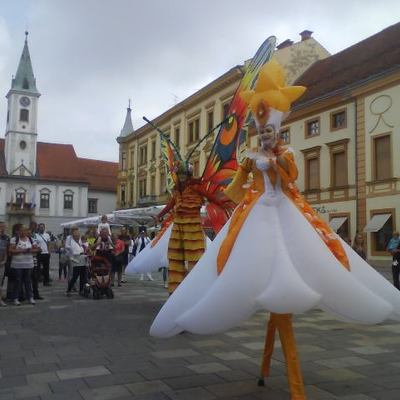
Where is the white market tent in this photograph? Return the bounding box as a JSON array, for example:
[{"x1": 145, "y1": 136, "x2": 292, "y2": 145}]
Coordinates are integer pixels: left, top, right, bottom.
[
  {"x1": 60, "y1": 205, "x2": 210, "y2": 230},
  {"x1": 60, "y1": 206, "x2": 165, "y2": 229}
]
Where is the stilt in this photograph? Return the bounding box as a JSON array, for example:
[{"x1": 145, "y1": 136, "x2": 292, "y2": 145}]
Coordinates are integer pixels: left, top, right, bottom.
[
  {"x1": 259, "y1": 313, "x2": 306, "y2": 400},
  {"x1": 258, "y1": 313, "x2": 277, "y2": 386}
]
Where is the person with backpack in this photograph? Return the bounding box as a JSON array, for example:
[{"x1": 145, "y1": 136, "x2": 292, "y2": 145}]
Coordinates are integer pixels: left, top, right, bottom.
[{"x1": 9, "y1": 224, "x2": 39, "y2": 305}]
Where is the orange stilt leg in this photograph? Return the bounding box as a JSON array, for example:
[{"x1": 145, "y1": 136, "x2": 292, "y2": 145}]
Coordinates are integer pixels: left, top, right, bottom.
[
  {"x1": 260, "y1": 313, "x2": 306, "y2": 400},
  {"x1": 259, "y1": 313, "x2": 277, "y2": 385}
]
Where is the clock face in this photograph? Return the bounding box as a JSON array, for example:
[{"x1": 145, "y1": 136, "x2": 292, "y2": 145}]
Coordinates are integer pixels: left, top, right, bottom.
[{"x1": 19, "y1": 96, "x2": 31, "y2": 107}]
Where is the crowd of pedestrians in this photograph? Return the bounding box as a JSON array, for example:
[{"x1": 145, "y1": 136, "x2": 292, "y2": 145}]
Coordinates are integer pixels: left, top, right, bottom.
[
  {"x1": 0, "y1": 221, "x2": 51, "y2": 306},
  {"x1": 0, "y1": 215, "x2": 155, "y2": 306}
]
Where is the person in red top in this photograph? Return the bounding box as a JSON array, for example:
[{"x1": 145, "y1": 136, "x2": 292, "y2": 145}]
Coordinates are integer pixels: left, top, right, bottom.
[{"x1": 111, "y1": 233, "x2": 125, "y2": 287}]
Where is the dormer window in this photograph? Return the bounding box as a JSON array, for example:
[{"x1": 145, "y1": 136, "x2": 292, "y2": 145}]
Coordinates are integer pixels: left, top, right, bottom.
[
  {"x1": 20, "y1": 109, "x2": 29, "y2": 122},
  {"x1": 22, "y1": 78, "x2": 30, "y2": 90}
]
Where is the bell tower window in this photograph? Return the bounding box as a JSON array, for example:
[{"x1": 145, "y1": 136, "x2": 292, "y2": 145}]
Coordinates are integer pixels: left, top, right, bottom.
[
  {"x1": 23, "y1": 78, "x2": 30, "y2": 90},
  {"x1": 20, "y1": 109, "x2": 29, "y2": 122}
]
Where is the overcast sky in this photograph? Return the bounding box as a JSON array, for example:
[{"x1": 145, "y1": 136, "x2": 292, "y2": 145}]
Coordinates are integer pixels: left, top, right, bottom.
[{"x1": 0, "y1": 1, "x2": 399, "y2": 162}]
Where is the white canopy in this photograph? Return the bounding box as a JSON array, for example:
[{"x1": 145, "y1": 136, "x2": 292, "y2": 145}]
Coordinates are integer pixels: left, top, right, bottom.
[
  {"x1": 61, "y1": 204, "x2": 210, "y2": 230},
  {"x1": 60, "y1": 213, "x2": 119, "y2": 228},
  {"x1": 364, "y1": 214, "x2": 391, "y2": 233},
  {"x1": 60, "y1": 206, "x2": 165, "y2": 229},
  {"x1": 329, "y1": 216, "x2": 347, "y2": 232}
]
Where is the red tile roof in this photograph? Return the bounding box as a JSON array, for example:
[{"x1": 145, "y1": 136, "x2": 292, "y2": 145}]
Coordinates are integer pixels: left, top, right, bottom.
[
  {"x1": 0, "y1": 139, "x2": 117, "y2": 192},
  {"x1": 78, "y1": 158, "x2": 118, "y2": 192},
  {"x1": 36, "y1": 142, "x2": 85, "y2": 183},
  {"x1": 294, "y1": 22, "x2": 400, "y2": 107}
]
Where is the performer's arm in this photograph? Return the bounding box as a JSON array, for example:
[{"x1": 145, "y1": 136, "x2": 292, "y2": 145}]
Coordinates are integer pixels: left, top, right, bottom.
[
  {"x1": 157, "y1": 196, "x2": 176, "y2": 220},
  {"x1": 223, "y1": 158, "x2": 253, "y2": 204}
]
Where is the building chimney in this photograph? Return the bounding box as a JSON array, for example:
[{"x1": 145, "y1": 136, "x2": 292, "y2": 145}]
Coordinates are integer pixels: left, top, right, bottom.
[
  {"x1": 300, "y1": 30, "x2": 313, "y2": 41},
  {"x1": 276, "y1": 39, "x2": 294, "y2": 50}
]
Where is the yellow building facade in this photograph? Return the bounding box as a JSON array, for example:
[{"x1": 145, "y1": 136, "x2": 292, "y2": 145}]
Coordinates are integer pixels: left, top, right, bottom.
[{"x1": 116, "y1": 32, "x2": 329, "y2": 209}]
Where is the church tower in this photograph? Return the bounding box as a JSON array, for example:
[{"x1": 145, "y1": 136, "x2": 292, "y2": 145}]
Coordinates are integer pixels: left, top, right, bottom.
[{"x1": 4, "y1": 32, "x2": 40, "y2": 176}]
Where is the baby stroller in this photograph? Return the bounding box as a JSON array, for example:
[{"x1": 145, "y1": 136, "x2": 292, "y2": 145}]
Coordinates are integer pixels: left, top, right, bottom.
[{"x1": 86, "y1": 255, "x2": 114, "y2": 300}]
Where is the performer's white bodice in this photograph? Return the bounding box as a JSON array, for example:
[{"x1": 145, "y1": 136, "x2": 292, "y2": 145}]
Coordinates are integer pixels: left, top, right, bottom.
[{"x1": 255, "y1": 157, "x2": 283, "y2": 204}]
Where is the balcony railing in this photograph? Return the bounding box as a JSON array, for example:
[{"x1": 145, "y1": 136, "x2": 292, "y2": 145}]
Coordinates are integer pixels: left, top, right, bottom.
[{"x1": 7, "y1": 202, "x2": 35, "y2": 215}]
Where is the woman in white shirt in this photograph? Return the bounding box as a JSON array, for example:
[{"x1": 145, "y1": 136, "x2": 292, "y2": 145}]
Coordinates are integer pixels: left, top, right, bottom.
[
  {"x1": 9, "y1": 225, "x2": 39, "y2": 305},
  {"x1": 66, "y1": 227, "x2": 87, "y2": 296}
]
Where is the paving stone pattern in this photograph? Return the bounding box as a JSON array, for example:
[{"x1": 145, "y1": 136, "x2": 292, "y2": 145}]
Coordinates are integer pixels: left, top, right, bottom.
[{"x1": 0, "y1": 263, "x2": 399, "y2": 399}]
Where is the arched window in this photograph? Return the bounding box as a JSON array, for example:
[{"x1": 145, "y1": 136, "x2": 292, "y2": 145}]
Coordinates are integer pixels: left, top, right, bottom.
[
  {"x1": 63, "y1": 190, "x2": 74, "y2": 210},
  {"x1": 40, "y1": 188, "x2": 51, "y2": 209},
  {"x1": 15, "y1": 187, "x2": 27, "y2": 206}
]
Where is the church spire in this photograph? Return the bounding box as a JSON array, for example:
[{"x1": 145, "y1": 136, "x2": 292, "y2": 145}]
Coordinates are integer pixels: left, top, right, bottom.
[
  {"x1": 119, "y1": 100, "x2": 134, "y2": 137},
  {"x1": 11, "y1": 31, "x2": 39, "y2": 94}
]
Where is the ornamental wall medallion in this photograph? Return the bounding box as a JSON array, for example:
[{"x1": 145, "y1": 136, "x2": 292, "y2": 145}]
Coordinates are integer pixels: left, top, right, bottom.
[{"x1": 369, "y1": 94, "x2": 394, "y2": 133}]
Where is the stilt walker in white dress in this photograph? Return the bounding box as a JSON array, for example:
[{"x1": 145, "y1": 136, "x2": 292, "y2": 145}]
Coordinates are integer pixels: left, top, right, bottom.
[{"x1": 150, "y1": 59, "x2": 400, "y2": 400}]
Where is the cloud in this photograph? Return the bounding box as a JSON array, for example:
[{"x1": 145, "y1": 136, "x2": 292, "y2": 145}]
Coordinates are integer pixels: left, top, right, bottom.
[{"x1": 0, "y1": 0, "x2": 399, "y2": 161}]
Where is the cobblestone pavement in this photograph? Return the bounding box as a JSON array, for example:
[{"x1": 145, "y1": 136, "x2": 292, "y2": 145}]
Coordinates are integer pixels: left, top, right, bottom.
[{"x1": 1, "y1": 262, "x2": 400, "y2": 400}]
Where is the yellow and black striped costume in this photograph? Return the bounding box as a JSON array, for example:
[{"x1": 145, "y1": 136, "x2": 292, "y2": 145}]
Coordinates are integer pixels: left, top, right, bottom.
[{"x1": 159, "y1": 180, "x2": 205, "y2": 294}]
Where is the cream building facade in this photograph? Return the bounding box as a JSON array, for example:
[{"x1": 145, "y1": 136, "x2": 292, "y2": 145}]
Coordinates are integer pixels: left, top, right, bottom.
[
  {"x1": 282, "y1": 23, "x2": 400, "y2": 264},
  {"x1": 116, "y1": 31, "x2": 329, "y2": 207}
]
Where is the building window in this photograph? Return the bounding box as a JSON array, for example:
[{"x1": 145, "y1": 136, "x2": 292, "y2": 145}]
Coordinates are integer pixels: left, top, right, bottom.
[
  {"x1": 280, "y1": 128, "x2": 290, "y2": 145},
  {"x1": 207, "y1": 110, "x2": 214, "y2": 133},
  {"x1": 129, "y1": 181, "x2": 134, "y2": 203},
  {"x1": 307, "y1": 158, "x2": 319, "y2": 190},
  {"x1": 130, "y1": 149, "x2": 135, "y2": 169},
  {"x1": 327, "y1": 139, "x2": 349, "y2": 188},
  {"x1": 332, "y1": 151, "x2": 347, "y2": 187},
  {"x1": 139, "y1": 179, "x2": 147, "y2": 197},
  {"x1": 222, "y1": 103, "x2": 230, "y2": 118},
  {"x1": 151, "y1": 140, "x2": 156, "y2": 160},
  {"x1": 302, "y1": 147, "x2": 321, "y2": 192},
  {"x1": 120, "y1": 185, "x2": 126, "y2": 205},
  {"x1": 20, "y1": 109, "x2": 29, "y2": 122},
  {"x1": 373, "y1": 135, "x2": 391, "y2": 181},
  {"x1": 120, "y1": 152, "x2": 127, "y2": 170},
  {"x1": 151, "y1": 175, "x2": 156, "y2": 195},
  {"x1": 63, "y1": 193, "x2": 73, "y2": 210},
  {"x1": 305, "y1": 118, "x2": 320, "y2": 138},
  {"x1": 188, "y1": 118, "x2": 200, "y2": 144},
  {"x1": 370, "y1": 210, "x2": 394, "y2": 254},
  {"x1": 330, "y1": 109, "x2": 347, "y2": 131},
  {"x1": 139, "y1": 145, "x2": 148, "y2": 165},
  {"x1": 160, "y1": 170, "x2": 166, "y2": 194},
  {"x1": 174, "y1": 127, "x2": 180, "y2": 148},
  {"x1": 88, "y1": 198, "x2": 98, "y2": 214},
  {"x1": 40, "y1": 193, "x2": 50, "y2": 209},
  {"x1": 16, "y1": 192, "x2": 26, "y2": 206}
]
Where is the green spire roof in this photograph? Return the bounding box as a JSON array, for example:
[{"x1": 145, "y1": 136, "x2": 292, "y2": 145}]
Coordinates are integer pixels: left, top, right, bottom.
[
  {"x1": 119, "y1": 100, "x2": 134, "y2": 137},
  {"x1": 11, "y1": 32, "x2": 39, "y2": 94}
]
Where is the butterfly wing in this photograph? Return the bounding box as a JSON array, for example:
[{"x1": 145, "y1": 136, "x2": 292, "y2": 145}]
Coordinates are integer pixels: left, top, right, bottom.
[
  {"x1": 159, "y1": 132, "x2": 182, "y2": 193},
  {"x1": 198, "y1": 37, "x2": 276, "y2": 233},
  {"x1": 200, "y1": 36, "x2": 276, "y2": 197}
]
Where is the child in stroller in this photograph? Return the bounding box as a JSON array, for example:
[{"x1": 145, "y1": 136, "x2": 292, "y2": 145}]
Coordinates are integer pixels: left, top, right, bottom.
[{"x1": 86, "y1": 255, "x2": 114, "y2": 299}]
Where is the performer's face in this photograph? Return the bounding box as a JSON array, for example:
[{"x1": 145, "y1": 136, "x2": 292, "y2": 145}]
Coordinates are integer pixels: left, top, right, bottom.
[
  {"x1": 255, "y1": 108, "x2": 283, "y2": 151},
  {"x1": 259, "y1": 125, "x2": 278, "y2": 150}
]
